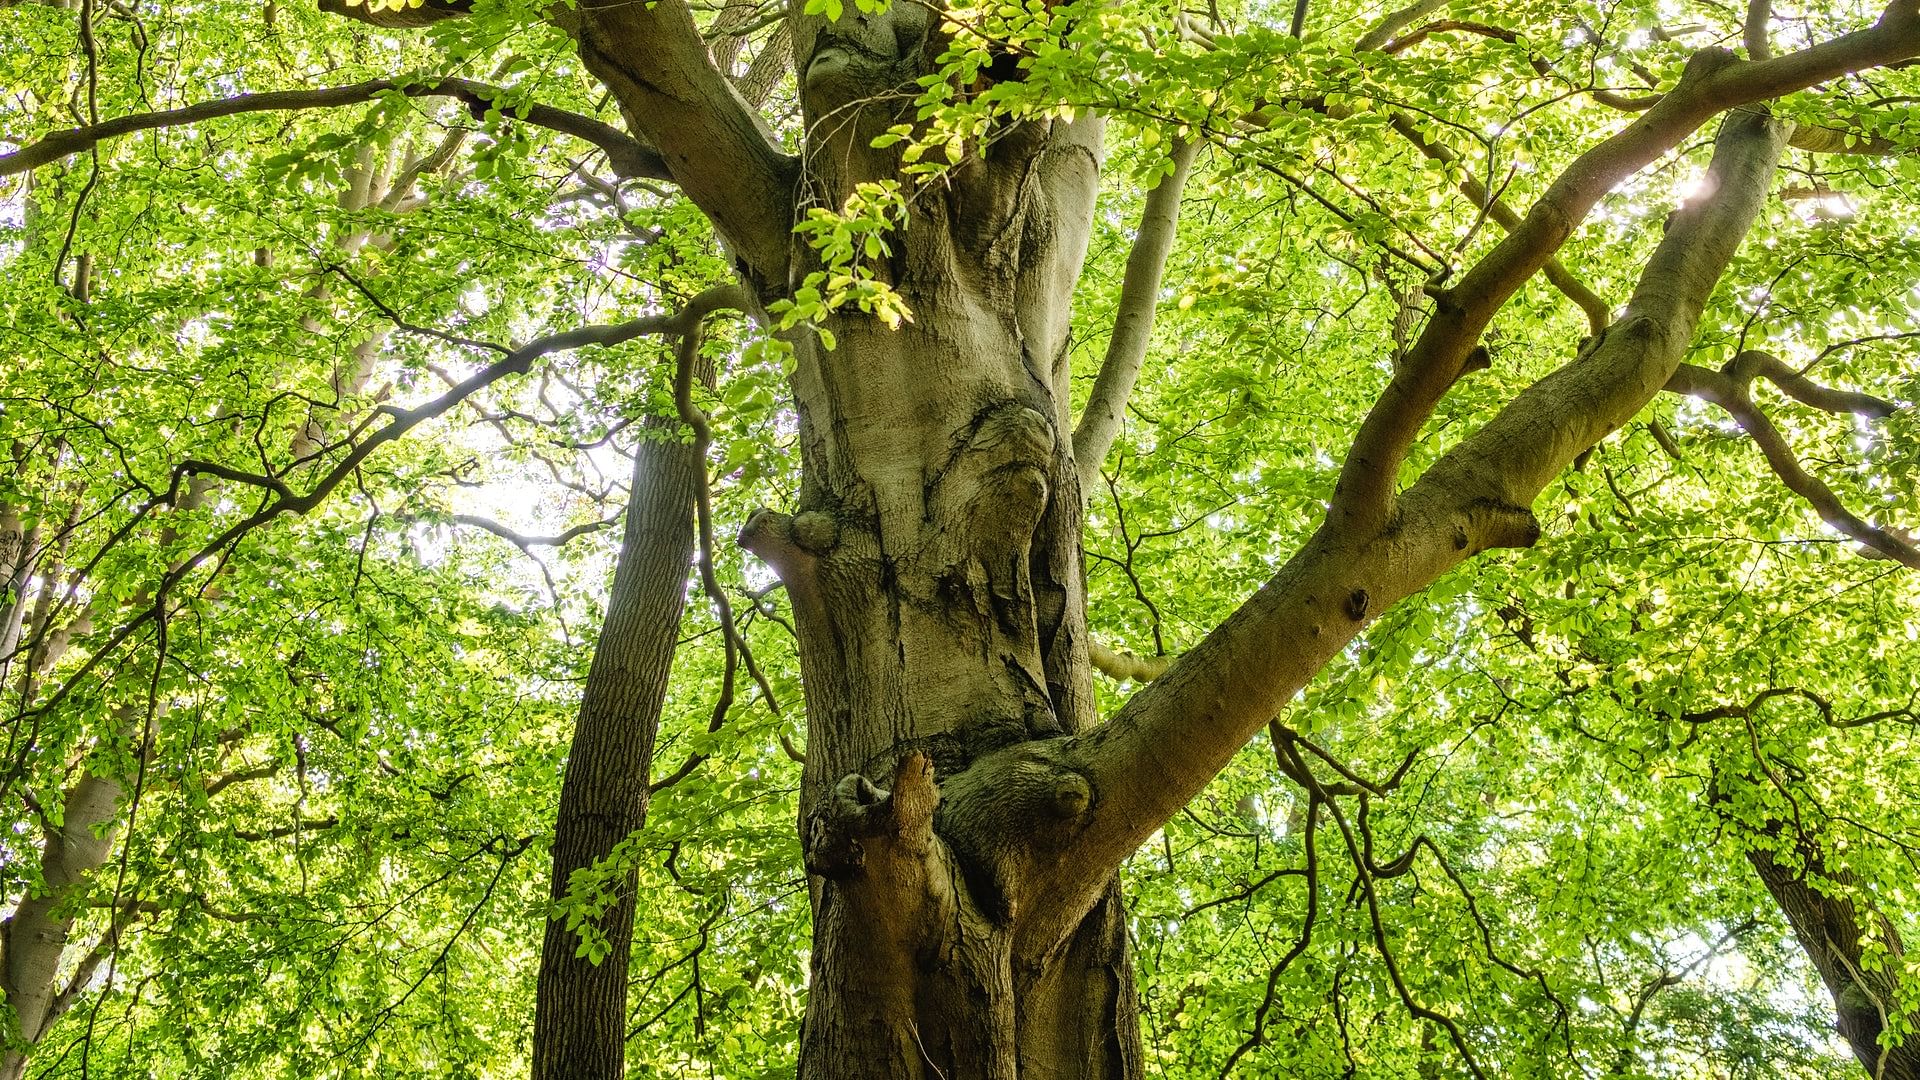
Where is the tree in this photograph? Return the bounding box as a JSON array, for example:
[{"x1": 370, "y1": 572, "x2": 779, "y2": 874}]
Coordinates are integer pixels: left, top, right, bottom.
[{"x1": 3, "y1": 0, "x2": 1920, "y2": 1076}]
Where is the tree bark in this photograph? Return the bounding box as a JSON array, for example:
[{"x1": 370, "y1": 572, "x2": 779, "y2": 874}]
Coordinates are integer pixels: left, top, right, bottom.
[
  {"x1": 532, "y1": 423, "x2": 699, "y2": 1080},
  {"x1": 0, "y1": 771, "x2": 126, "y2": 1080},
  {"x1": 544, "y1": 2, "x2": 1920, "y2": 1074},
  {"x1": 1748, "y1": 834, "x2": 1920, "y2": 1078}
]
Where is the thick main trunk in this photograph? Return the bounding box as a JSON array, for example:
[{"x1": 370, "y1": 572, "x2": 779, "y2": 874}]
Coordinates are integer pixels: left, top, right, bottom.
[
  {"x1": 754, "y1": 286, "x2": 1144, "y2": 1079},
  {"x1": 532, "y1": 424, "x2": 699, "y2": 1080},
  {"x1": 730, "y1": 16, "x2": 1139, "y2": 1063}
]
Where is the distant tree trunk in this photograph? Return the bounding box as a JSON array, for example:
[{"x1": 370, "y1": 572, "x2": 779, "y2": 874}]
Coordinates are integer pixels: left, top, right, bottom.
[
  {"x1": 532, "y1": 420, "x2": 699, "y2": 1080},
  {"x1": 0, "y1": 771, "x2": 128, "y2": 1080},
  {"x1": 1748, "y1": 837, "x2": 1920, "y2": 1079}
]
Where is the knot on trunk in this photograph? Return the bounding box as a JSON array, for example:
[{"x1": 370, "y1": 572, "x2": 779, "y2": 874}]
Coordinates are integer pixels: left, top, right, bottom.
[
  {"x1": 798, "y1": 4, "x2": 933, "y2": 118},
  {"x1": 804, "y1": 752, "x2": 941, "y2": 879},
  {"x1": 740, "y1": 508, "x2": 845, "y2": 592},
  {"x1": 939, "y1": 401, "x2": 1055, "y2": 518},
  {"x1": 934, "y1": 738, "x2": 1095, "y2": 923}
]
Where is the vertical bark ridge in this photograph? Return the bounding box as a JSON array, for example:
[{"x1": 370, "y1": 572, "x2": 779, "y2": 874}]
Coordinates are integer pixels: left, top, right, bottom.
[{"x1": 532, "y1": 418, "x2": 699, "y2": 1080}]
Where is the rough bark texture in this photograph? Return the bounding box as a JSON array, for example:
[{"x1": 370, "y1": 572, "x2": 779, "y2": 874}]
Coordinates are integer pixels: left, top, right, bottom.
[
  {"x1": 1748, "y1": 838, "x2": 1920, "y2": 1078},
  {"x1": 532, "y1": 425, "x2": 699, "y2": 1080},
  {"x1": 705, "y1": 4, "x2": 1157, "y2": 1074}
]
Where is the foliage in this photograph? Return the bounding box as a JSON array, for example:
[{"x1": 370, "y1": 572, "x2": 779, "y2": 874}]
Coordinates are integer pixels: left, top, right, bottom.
[{"x1": 2, "y1": 0, "x2": 1918, "y2": 1076}]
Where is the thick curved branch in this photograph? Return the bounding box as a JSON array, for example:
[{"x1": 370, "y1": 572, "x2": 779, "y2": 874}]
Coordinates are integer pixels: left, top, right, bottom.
[
  {"x1": 1328, "y1": 5, "x2": 1920, "y2": 535},
  {"x1": 1664, "y1": 355, "x2": 1918, "y2": 568},
  {"x1": 1071, "y1": 138, "x2": 1200, "y2": 490},
  {"x1": 1351, "y1": 0, "x2": 1448, "y2": 52},
  {"x1": 1086, "y1": 640, "x2": 1174, "y2": 683},
  {"x1": 1041, "y1": 104, "x2": 1795, "y2": 961},
  {"x1": 316, "y1": 0, "x2": 471, "y2": 27},
  {"x1": 0, "y1": 78, "x2": 671, "y2": 182},
  {"x1": 567, "y1": 0, "x2": 798, "y2": 280},
  {"x1": 1722, "y1": 349, "x2": 1901, "y2": 419}
]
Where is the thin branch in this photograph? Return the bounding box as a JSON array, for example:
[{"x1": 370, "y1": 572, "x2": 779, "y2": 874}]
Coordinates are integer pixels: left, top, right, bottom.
[
  {"x1": 451, "y1": 513, "x2": 620, "y2": 549},
  {"x1": 15, "y1": 305, "x2": 710, "y2": 731},
  {"x1": 1665, "y1": 355, "x2": 1918, "y2": 568},
  {"x1": 647, "y1": 286, "x2": 780, "y2": 796},
  {"x1": 0, "y1": 78, "x2": 670, "y2": 182},
  {"x1": 1072, "y1": 137, "x2": 1200, "y2": 491},
  {"x1": 1383, "y1": 114, "x2": 1612, "y2": 335}
]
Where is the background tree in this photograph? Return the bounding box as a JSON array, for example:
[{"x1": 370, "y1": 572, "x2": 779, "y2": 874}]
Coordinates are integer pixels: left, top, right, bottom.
[{"x1": 1, "y1": 0, "x2": 1919, "y2": 1077}]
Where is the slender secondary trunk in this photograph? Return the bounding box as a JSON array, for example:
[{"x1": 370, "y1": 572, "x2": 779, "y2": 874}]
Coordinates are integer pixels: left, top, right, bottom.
[
  {"x1": 532, "y1": 421, "x2": 699, "y2": 1080},
  {"x1": 1748, "y1": 839, "x2": 1920, "y2": 1078},
  {"x1": 0, "y1": 771, "x2": 126, "y2": 1080}
]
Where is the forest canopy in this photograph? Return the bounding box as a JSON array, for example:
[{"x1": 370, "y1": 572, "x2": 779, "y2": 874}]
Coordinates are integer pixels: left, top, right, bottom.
[{"x1": 2, "y1": 0, "x2": 1920, "y2": 1076}]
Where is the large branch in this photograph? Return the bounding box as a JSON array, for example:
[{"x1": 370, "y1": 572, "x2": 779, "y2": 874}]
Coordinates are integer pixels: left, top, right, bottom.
[
  {"x1": 0, "y1": 78, "x2": 670, "y2": 182},
  {"x1": 1351, "y1": 0, "x2": 1449, "y2": 52},
  {"x1": 1327, "y1": 2, "x2": 1920, "y2": 536},
  {"x1": 316, "y1": 0, "x2": 470, "y2": 27},
  {"x1": 566, "y1": 0, "x2": 798, "y2": 281},
  {"x1": 1033, "y1": 106, "x2": 1796, "y2": 965},
  {"x1": 1071, "y1": 138, "x2": 1200, "y2": 491},
  {"x1": 1665, "y1": 352, "x2": 1918, "y2": 567}
]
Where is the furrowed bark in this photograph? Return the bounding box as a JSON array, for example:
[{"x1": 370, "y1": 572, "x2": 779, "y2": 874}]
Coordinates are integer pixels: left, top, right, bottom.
[
  {"x1": 1073, "y1": 138, "x2": 1200, "y2": 492},
  {"x1": 532, "y1": 415, "x2": 700, "y2": 1080},
  {"x1": 1747, "y1": 832, "x2": 1920, "y2": 1078},
  {"x1": 1053, "y1": 109, "x2": 1791, "y2": 941},
  {"x1": 725, "y1": 0, "x2": 1141, "y2": 1070}
]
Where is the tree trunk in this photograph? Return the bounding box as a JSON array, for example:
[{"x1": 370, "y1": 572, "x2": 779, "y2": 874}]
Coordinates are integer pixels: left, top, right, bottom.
[
  {"x1": 560, "y1": 0, "x2": 1883, "y2": 1066},
  {"x1": 532, "y1": 421, "x2": 699, "y2": 1080},
  {"x1": 1748, "y1": 839, "x2": 1920, "y2": 1079},
  {"x1": 0, "y1": 772, "x2": 125, "y2": 1080},
  {"x1": 722, "y1": 10, "x2": 1151, "y2": 1072}
]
